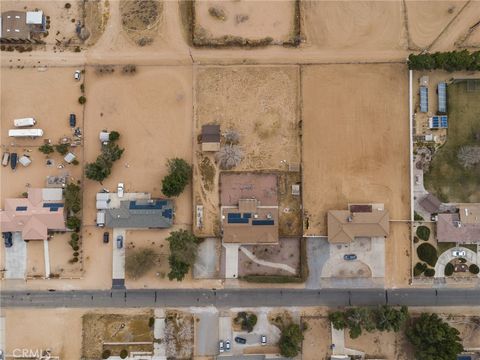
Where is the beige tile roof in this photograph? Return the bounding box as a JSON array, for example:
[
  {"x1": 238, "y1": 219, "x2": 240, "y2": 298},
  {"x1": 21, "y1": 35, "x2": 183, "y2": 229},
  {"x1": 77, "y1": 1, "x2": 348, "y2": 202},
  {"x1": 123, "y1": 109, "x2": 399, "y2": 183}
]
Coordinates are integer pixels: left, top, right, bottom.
[
  {"x1": 327, "y1": 208, "x2": 389, "y2": 244},
  {"x1": 0, "y1": 188, "x2": 65, "y2": 240},
  {"x1": 437, "y1": 213, "x2": 480, "y2": 243}
]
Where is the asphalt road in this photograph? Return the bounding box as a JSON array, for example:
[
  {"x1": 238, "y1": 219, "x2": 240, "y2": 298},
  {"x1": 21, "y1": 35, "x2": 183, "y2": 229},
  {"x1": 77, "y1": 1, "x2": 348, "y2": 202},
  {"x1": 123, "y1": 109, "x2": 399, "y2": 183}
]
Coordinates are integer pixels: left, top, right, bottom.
[{"x1": 1, "y1": 288, "x2": 480, "y2": 308}]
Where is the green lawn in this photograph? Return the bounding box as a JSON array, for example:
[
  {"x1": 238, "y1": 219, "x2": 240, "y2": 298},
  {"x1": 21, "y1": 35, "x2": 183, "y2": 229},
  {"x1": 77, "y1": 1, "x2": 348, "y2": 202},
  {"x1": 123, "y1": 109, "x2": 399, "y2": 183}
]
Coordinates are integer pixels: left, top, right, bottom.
[{"x1": 424, "y1": 80, "x2": 480, "y2": 202}]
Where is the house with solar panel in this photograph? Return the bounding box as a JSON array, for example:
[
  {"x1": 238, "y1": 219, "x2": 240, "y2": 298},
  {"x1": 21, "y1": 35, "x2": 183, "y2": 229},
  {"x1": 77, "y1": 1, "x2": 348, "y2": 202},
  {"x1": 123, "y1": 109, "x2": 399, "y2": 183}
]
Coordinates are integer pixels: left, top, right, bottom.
[
  {"x1": 96, "y1": 191, "x2": 173, "y2": 229},
  {"x1": 0, "y1": 188, "x2": 66, "y2": 241}
]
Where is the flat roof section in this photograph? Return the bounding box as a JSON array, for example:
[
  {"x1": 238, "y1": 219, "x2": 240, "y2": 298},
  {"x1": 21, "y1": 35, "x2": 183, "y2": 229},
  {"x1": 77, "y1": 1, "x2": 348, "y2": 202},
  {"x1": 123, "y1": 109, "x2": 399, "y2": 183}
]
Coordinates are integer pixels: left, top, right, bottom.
[{"x1": 220, "y1": 173, "x2": 278, "y2": 206}]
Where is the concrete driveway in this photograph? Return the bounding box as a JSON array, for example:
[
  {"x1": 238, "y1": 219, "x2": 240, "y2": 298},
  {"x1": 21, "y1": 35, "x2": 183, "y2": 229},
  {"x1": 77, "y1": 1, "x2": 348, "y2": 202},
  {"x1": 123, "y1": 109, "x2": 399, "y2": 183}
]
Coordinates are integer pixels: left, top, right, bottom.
[
  {"x1": 194, "y1": 238, "x2": 219, "y2": 279},
  {"x1": 112, "y1": 228, "x2": 126, "y2": 280},
  {"x1": 4, "y1": 232, "x2": 26, "y2": 279},
  {"x1": 224, "y1": 244, "x2": 239, "y2": 279},
  {"x1": 195, "y1": 308, "x2": 219, "y2": 356},
  {"x1": 435, "y1": 247, "x2": 478, "y2": 278},
  {"x1": 306, "y1": 237, "x2": 330, "y2": 289}
]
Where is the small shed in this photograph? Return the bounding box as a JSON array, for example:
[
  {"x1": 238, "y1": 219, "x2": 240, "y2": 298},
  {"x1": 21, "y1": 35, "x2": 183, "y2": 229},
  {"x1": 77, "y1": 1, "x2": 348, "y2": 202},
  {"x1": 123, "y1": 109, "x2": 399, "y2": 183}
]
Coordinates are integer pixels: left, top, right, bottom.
[
  {"x1": 201, "y1": 124, "x2": 220, "y2": 152},
  {"x1": 99, "y1": 131, "x2": 110, "y2": 143},
  {"x1": 64, "y1": 152, "x2": 76, "y2": 163},
  {"x1": 19, "y1": 155, "x2": 32, "y2": 167}
]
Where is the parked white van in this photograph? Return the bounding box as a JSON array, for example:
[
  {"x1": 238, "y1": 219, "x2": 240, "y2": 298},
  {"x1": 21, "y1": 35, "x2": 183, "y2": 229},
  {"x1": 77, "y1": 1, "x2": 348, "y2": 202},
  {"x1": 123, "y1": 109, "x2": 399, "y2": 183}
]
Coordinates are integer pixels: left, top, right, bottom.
[
  {"x1": 8, "y1": 129, "x2": 44, "y2": 138},
  {"x1": 14, "y1": 118, "x2": 36, "y2": 127},
  {"x1": 96, "y1": 212, "x2": 105, "y2": 227}
]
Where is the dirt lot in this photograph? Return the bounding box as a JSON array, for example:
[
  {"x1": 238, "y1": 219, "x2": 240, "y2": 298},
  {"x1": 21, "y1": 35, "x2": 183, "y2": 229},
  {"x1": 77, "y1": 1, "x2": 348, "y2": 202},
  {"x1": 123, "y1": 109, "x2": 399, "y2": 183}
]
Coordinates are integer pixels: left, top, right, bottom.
[
  {"x1": 165, "y1": 310, "x2": 194, "y2": 359},
  {"x1": 120, "y1": 0, "x2": 163, "y2": 46},
  {"x1": 302, "y1": 1, "x2": 406, "y2": 52},
  {"x1": 345, "y1": 329, "x2": 414, "y2": 360},
  {"x1": 302, "y1": 64, "x2": 410, "y2": 236},
  {"x1": 385, "y1": 222, "x2": 412, "y2": 288},
  {"x1": 193, "y1": 0, "x2": 297, "y2": 45},
  {"x1": 405, "y1": 1, "x2": 468, "y2": 49},
  {"x1": 82, "y1": 65, "x2": 192, "y2": 228},
  {"x1": 82, "y1": 310, "x2": 154, "y2": 359},
  {"x1": 193, "y1": 66, "x2": 300, "y2": 237},
  {"x1": 301, "y1": 317, "x2": 332, "y2": 360},
  {"x1": 239, "y1": 238, "x2": 300, "y2": 277},
  {"x1": 49, "y1": 232, "x2": 83, "y2": 278},
  {"x1": 26, "y1": 240, "x2": 45, "y2": 278},
  {"x1": 4, "y1": 308, "x2": 85, "y2": 359}
]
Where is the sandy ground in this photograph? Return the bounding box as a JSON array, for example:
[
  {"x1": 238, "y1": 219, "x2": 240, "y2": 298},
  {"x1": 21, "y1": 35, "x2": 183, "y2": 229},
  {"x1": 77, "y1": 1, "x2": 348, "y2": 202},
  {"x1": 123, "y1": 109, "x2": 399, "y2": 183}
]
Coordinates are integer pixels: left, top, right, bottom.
[
  {"x1": 405, "y1": 1, "x2": 468, "y2": 49},
  {"x1": 49, "y1": 232, "x2": 82, "y2": 278},
  {"x1": 385, "y1": 223, "x2": 412, "y2": 288},
  {"x1": 26, "y1": 240, "x2": 45, "y2": 278},
  {"x1": 302, "y1": 1, "x2": 407, "y2": 52},
  {"x1": 302, "y1": 64, "x2": 411, "y2": 236},
  {"x1": 345, "y1": 329, "x2": 413, "y2": 360},
  {"x1": 4, "y1": 308, "x2": 85, "y2": 359},
  {"x1": 301, "y1": 316, "x2": 332, "y2": 360},
  {"x1": 193, "y1": 0, "x2": 296, "y2": 43},
  {"x1": 193, "y1": 65, "x2": 300, "y2": 237}
]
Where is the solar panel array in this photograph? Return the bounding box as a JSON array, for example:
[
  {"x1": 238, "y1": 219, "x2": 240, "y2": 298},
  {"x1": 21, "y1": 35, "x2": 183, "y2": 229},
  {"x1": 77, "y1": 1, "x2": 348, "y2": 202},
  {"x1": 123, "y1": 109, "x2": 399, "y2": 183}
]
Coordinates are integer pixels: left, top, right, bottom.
[
  {"x1": 430, "y1": 115, "x2": 448, "y2": 129},
  {"x1": 438, "y1": 82, "x2": 447, "y2": 113},
  {"x1": 420, "y1": 87, "x2": 428, "y2": 113}
]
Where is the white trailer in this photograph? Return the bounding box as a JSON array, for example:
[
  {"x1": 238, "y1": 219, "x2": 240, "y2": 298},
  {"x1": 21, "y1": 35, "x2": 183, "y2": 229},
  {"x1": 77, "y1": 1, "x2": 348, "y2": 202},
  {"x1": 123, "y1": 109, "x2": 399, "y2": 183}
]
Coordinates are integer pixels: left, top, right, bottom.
[
  {"x1": 19, "y1": 156, "x2": 32, "y2": 167},
  {"x1": 96, "y1": 211, "x2": 105, "y2": 227},
  {"x1": 8, "y1": 129, "x2": 44, "y2": 138},
  {"x1": 14, "y1": 118, "x2": 36, "y2": 127}
]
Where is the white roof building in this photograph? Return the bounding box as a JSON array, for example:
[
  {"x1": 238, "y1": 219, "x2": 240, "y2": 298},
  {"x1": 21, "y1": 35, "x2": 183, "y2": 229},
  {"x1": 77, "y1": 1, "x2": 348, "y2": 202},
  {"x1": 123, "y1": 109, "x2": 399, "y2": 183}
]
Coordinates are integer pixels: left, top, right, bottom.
[{"x1": 26, "y1": 11, "x2": 43, "y2": 24}]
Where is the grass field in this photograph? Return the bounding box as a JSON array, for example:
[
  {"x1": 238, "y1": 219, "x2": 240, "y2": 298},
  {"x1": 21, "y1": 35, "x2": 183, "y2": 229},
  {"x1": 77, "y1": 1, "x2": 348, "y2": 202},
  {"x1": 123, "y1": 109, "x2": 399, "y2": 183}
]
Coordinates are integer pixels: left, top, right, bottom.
[{"x1": 424, "y1": 80, "x2": 480, "y2": 203}]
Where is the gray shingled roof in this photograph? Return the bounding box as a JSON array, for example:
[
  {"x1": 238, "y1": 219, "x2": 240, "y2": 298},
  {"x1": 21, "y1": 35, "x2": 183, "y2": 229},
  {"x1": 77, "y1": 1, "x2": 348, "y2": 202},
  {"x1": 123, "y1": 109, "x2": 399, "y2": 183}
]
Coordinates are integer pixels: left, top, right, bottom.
[{"x1": 105, "y1": 199, "x2": 173, "y2": 229}]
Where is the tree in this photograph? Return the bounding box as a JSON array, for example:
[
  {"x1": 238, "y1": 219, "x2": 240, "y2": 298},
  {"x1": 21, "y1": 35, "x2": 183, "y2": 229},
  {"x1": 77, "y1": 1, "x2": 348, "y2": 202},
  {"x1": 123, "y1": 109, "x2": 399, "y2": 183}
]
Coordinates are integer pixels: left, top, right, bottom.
[
  {"x1": 216, "y1": 144, "x2": 244, "y2": 170},
  {"x1": 166, "y1": 229, "x2": 198, "y2": 281},
  {"x1": 125, "y1": 248, "x2": 157, "y2": 278},
  {"x1": 65, "y1": 183, "x2": 81, "y2": 213},
  {"x1": 101, "y1": 142, "x2": 124, "y2": 162},
  {"x1": 416, "y1": 226, "x2": 431, "y2": 241},
  {"x1": 406, "y1": 313, "x2": 463, "y2": 360},
  {"x1": 328, "y1": 311, "x2": 347, "y2": 330},
  {"x1": 373, "y1": 305, "x2": 408, "y2": 332},
  {"x1": 119, "y1": 349, "x2": 128, "y2": 359},
  {"x1": 85, "y1": 157, "x2": 112, "y2": 182},
  {"x1": 234, "y1": 312, "x2": 258, "y2": 332},
  {"x1": 66, "y1": 216, "x2": 81, "y2": 231},
  {"x1": 161, "y1": 158, "x2": 192, "y2": 197},
  {"x1": 109, "y1": 131, "x2": 120, "y2": 141},
  {"x1": 55, "y1": 143, "x2": 70, "y2": 155},
  {"x1": 39, "y1": 144, "x2": 54, "y2": 155},
  {"x1": 469, "y1": 264, "x2": 479, "y2": 274},
  {"x1": 278, "y1": 323, "x2": 304, "y2": 358},
  {"x1": 78, "y1": 96, "x2": 87, "y2": 104},
  {"x1": 224, "y1": 129, "x2": 240, "y2": 144},
  {"x1": 445, "y1": 262, "x2": 454, "y2": 276},
  {"x1": 417, "y1": 243, "x2": 438, "y2": 267}
]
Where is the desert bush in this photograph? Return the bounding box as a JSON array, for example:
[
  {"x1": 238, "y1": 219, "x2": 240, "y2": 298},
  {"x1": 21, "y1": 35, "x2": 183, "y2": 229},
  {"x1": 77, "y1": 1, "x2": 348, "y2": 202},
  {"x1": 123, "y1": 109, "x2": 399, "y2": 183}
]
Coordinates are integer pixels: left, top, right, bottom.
[
  {"x1": 414, "y1": 211, "x2": 424, "y2": 221},
  {"x1": 39, "y1": 144, "x2": 54, "y2": 154},
  {"x1": 224, "y1": 129, "x2": 240, "y2": 145},
  {"x1": 78, "y1": 96, "x2": 86, "y2": 104},
  {"x1": 73, "y1": 251, "x2": 79, "y2": 257},
  {"x1": 469, "y1": 264, "x2": 479, "y2": 274},
  {"x1": 416, "y1": 226, "x2": 431, "y2": 241},
  {"x1": 444, "y1": 262, "x2": 454, "y2": 276},
  {"x1": 120, "y1": 349, "x2": 128, "y2": 359},
  {"x1": 71, "y1": 233, "x2": 79, "y2": 242},
  {"x1": 65, "y1": 3, "x2": 72, "y2": 9},
  {"x1": 413, "y1": 236, "x2": 419, "y2": 244},
  {"x1": 161, "y1": 158, "x2": 192, "y2": 197},
  {"x1": 66, "y1": 216, "x2": 81, "y2": 231},
  {"x1": 414, "y1": 262, "x2": 427, "y2": 276},
  {"x1": 122, "y1": 64, "x2": 136, "y2": 74},
  {"x1": 208, "y1": 6, "x2": 227, "y2": 20},
  {"x1": 417, "y1": 243, "x2": 438, "y2": 267},
  {"x1": 216, "y1": 144, "x2": 244, "y2": 169},
  {"x1": 55, "y1": 143, "x2": 69, "y2": 155},
  {"x1": 424, "y1": 268, "x2": 435, "y2": 277},
  {"x1": 109, "y1": 131, "x2": 120, "y2": 141}
]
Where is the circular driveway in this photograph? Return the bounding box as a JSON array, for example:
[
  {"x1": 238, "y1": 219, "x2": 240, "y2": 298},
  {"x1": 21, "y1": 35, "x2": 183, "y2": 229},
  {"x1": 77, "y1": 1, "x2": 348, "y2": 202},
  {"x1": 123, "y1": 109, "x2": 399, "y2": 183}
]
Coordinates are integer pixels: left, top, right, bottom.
[{"x1": 435, "y1": 247, "x2": 478, "y2": 278}]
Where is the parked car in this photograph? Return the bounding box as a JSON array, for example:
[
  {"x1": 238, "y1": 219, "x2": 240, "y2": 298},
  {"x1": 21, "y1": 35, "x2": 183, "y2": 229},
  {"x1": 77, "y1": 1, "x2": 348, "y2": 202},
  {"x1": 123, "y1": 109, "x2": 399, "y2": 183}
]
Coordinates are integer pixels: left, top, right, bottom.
[
  {"x1": 218, "y1": 340, "x2": 224, "y2": 353},
  {"x1": 452, "y1": 250, "x2": 466, "y2": 257},
  {"x1": 69, "y1": 113, "x2": 76, "y2": 127},
  {"x1": 261, "y1": 335, "x2": 267, "y2": 345},
  {"x1": 10, "y1": 152, "x2": 17, "y2": 170},
  {"x1": 117, "y1": 182, "x2": 124, "y2": 198},
  {"x1": 2, "y1": 152, "x2": 10, "y2": 167},
  {"x1": 225, "y1": 340, "x2": 231, "y2": 351},
  {"x1": 116, "y1": 235, "x2": 123, "y2": 249},
  {"x1": 74, "y1": 70, "x2": 81, "y2": 80},
  {"x1": 234, "y1": 337, "x2": 247, "y2": 344},
  {"x1": 343, "y1": 254, "x2": 357, "y2": 261},
  {"x1": 3, "y1": 232, "x2": 13, "y2": 248},
  {"x1": 103, "y1": 232, "x2": 109, "y2": 243}
]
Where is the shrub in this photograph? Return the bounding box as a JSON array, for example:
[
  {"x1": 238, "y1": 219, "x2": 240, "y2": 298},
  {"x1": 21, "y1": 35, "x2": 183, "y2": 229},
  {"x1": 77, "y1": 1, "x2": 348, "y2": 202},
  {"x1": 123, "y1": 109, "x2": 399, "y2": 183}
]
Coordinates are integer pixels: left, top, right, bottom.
[
  {"x1": 148, "y1": 317, "x2": 155, "y2": 328},
  {"x1": 416, "y1": 226, "x2": 431, "y2": 241},
  {"x1": 414, "y1": 211, "x2": 424, "y2": 221},
  {"x1": 71, "y1": 233, "x2": 79, "y2": 241},
  {"x1": 65, "y1": 3, "x2": 71, "y2": 9},
  {"x1": 469, "y1": 264, "x2": 479, "y2": 275},
  {"x1": 413, "y1": 236, "x2": 419, "y2": 244},
  {"x1": 39, "y1": 144, "x2": 54, "y2": 154},
  {"x1": 73, "y1": 246, "x2": 79, "y2": 251},
  {"x1": 167, "y1": 229, "x2": 198, "y2": 281},
  {"x1": 66, "y1": 216, "x2": 81, "y2": 231},
  {"x1": 73, "y1": 251, "x2": 79, "y2": 257},
  {"x1": 80, "y1": 83, "x2": 85, "y2": 92},
  {"x1": 55, "y1": 143, "x2": 69, "y2": 155},
  {"x1": 424, "y1": 268, "x2": 435, "y2": 277},
  {"x1": 161, "y1": 158, "x2": 192, "y2": 197},
  {"x1": 72, "y1": 159, "x2": 80, "y2": 165},
  {"x1": 78, "y1": 96, "x2": 86, "y2": 104},
  {"x1": 109, "y1": 131, "x2": 120, "y2": 141},
  {"x1": 119, "y1": 349, "x2": 128, "y2": 359},
  {"x1": 417, "y1": 243, "x2": 438, "y2": 267},
  {"x1": 279, "y1": 323, "x2": 304, "y2": 358},
  {"x1": 445, "y1": 262, "x2": 454, "y2": 276},
  {"x1": 414, "y1": 262, "x2": 427, "y2": 276}
]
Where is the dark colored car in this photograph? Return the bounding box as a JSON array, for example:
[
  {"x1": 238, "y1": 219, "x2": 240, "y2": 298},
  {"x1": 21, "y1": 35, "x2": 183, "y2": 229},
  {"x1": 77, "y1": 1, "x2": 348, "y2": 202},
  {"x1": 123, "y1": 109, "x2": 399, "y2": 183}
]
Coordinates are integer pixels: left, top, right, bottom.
[
  {"x1": 10, "y1": 152, "x2": 17, "y2": 170},
  {"x1": 103, "y1": 232, "x2": 109, "y2": 243},
  {"x1": 343, "y1": 254, "x2": 357, "y2": 261},
  {"x1": 234, "y1": 337, "x2": 247, "y2": 344},
  {"x1": 69, "y1": 113, "x2": 76, "y2": 127},
  {"x1": 3, "y1": 232, "x2": 13, "y2": 248},
  {"x1": 116, "y1": 235, "x2": 123, "y2": 249}
]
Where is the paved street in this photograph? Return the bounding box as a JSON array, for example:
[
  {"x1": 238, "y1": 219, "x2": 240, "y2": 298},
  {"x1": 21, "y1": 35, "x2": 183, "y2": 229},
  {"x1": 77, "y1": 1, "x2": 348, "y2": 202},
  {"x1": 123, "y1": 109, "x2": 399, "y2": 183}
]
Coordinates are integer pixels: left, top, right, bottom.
[{"x1": 1, "y1": 288, "x2": 480, "y2": 308}]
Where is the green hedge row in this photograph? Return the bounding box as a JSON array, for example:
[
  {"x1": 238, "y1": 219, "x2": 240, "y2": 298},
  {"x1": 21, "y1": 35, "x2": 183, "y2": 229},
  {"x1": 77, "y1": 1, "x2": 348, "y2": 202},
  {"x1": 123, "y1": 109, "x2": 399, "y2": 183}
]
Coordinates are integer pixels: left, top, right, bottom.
[{"x1": 408, "y1": 50, "x2": 480, "y2": 72}]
